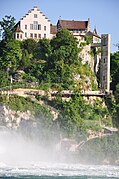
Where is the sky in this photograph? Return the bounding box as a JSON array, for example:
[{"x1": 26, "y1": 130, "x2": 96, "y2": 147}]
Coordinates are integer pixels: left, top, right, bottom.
[{"x1": 0, "y1": 0, "x2": 119, "y2": 52}]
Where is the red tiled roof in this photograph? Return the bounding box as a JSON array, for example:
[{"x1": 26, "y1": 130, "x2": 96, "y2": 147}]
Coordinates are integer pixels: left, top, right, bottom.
[
  {"x1": 50, "y1": 24, "x2": 57, "y2": 34},
  {"x1": 58, "y1": 20, "x2": 88, "y2": 30},
  {"x1": 15, "y1": 26, "x2": 23, "y2": 33},
  {"x1": 14, "y1": 23, "x2": 23, "y2": 33}
]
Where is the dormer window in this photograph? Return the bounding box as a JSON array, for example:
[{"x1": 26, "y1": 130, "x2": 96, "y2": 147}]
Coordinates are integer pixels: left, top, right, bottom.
[{"x1": 34, "y1": 14, "x2": 37, "y2": 18}]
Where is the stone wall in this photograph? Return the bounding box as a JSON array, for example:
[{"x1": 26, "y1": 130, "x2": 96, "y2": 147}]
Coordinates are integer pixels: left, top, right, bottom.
[{"x1": 100, "y1": 34, "x2": 111, "y2": 92}]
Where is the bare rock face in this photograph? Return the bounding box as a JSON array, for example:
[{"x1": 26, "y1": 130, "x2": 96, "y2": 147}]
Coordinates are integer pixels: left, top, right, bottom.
[
  {"x1": 0, "y1": 104, "x2": 34, "y2": 129},
  {"x1": 0, "y1": 104, "x2": 6, "y2": 126}
]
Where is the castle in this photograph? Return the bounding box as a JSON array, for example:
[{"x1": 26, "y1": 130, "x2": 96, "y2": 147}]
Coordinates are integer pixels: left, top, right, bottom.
[{"x1": 13, "y1": 6, "x2": 110, "y2": 92}]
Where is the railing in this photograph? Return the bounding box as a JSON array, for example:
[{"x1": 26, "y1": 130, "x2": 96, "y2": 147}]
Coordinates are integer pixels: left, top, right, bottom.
[{"x1": 0, "y1": 86, "x2": 107, "y2": 98}]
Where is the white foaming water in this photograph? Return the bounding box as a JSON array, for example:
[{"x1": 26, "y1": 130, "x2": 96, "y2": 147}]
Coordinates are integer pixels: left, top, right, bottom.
[
  {"x1": 0, "y1": 128, "x2": 119, "y2": 178},
  {"x1": 0, "y1": 162, "x2": 119, "y2": 177}
]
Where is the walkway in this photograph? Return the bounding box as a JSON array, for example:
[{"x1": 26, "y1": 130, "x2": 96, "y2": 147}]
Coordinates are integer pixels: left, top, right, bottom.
[{"x1": 0, "y1": 86, "x2": 107, "y2": 98}]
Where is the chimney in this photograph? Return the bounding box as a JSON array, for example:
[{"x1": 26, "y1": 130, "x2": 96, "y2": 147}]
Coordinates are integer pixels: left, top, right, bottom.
[{"x1": 87, "y1": 18, "x2": 90, "y2": 32}]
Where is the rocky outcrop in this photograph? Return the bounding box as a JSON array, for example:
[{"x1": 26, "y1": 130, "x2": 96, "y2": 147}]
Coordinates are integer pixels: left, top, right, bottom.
[{"x1": 0, "y1": 104, "x2": 34, "y2": 129}]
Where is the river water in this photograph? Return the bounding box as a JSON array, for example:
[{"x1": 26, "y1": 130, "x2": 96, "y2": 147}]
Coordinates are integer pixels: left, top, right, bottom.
[
  {"x1": 0, "y1": 128, "x2": 119, "y2": 179},
  {"x1": 0, "y1": 162, "x2": 119, "y2": 178}
]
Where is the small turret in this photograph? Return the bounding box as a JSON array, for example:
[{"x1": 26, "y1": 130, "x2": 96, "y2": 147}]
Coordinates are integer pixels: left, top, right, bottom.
[{"x1": 93, "y1": 27, "x2": 97, "y2": 35}]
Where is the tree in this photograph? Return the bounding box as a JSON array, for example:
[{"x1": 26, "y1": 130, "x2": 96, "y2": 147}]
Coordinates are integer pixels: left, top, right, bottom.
[
  {"x1": 0, "y1": 15, "x2": 15, "y2": 41},
  {"x1": 35, "y1": 38, "x2": 52, "y2": 61},
  {"x1": 21, "y1": 39, "x2": 50, "y2": 82},
  {"x1": 21, "y1": 39, "x2": 37, "y2": 55},
  {"x1": 114, "y1": 83, "x2": 119, "y2": 127},
  {"x1": 44, "y1": 29, "x2": 80, "y2": 88},
  {"x1": 19, "y1": 49, "x2": 32, "y2": 70},
  {"x1": 109, "y1": 51, "x2": 119, "y2": 127},
  {"x1": 110, "y1": 51, "x2": 119, "y2": 91},
  {"x1": 0, "y1": 40, "x2": 22, "y2": 72},
  {"x1": 115, "y1": 83, "x2": 119, "y2": 104},
  {"x1": 0, "y1": 69, "x2": 8, "y2": 87},
  {"x1": 50, "y1": 28, "x2": 79, "y2": 65}
]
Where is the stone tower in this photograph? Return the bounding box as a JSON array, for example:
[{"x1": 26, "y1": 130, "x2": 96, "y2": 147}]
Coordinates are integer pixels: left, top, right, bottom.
[{"x1": 100, "y1": 34, "x2": 111, "y2": 92}]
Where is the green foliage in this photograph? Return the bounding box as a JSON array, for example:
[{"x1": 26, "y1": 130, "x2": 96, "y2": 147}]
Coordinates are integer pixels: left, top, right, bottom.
[
  {"x1": 78, "y1": 134, "x2": 119, "y2": 165},
  {"x1": 80, "y1": 42, "x2": 87, "y2": 47},
  {"x1": 0, "y1": 15, "x2": 15, "y2": 41},
  {"x1": 0, "y1": 69, "x2": 9, "y2": 87},
  {"x1": 110, "y1": 51, "x2": 119, "y2": 91},
  {"x1": 115, "y1": 83, "x2": 119, "y2": 104},
  {"x1": 91, "y1": 80, "x2": 98, "y2": 90},
  {"x1": 35, "y1": 38, "x2": 52, "y2": 61},
  {"x1": 0, "y1": 94, "x2": 52, "y2": 118},
  {"x1": 84, "y1": 35, "x2": 92, "y2": 45},
  {"x1": 110, "y1": 51, "x2": 119, "y2": 127},
  {"x1": 21, "y1": 39, "x2": 37, "y2": 55},
  {"x1": 50, "y1": 92, "x2": 110, "y2": 138},
  {"x1": 40, "y1": 28, "x2": 81, "y2": 88},
  {"x1": 113, "y1": 83, "x2": 119, "y2": 127},
  {"x1": 96, "y1": 47, "x2": 101, "y2": 55},
  {"x1": 0, "y1": 40, "x2": 22, "y2": 72},
  {"x1": 50, "y1": 28, "x2": 79, "y2": 65},
  {"x1": 22, "y1": 73, "x2": 38, "y2": 83},
  {"x1": 20, "y1": 49, "x2": 32, "y2": 69},
  {"x1": 80, "y1": 36, "x2": 92, "y2": 48}
]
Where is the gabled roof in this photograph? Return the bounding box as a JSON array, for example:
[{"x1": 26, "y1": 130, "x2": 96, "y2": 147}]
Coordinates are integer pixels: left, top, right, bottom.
[
  {"x1": 13, "y1": 22, "x2": 23, "y2": 33},
  {"x1": 57, "y1": 20, "x2": 89, "y2": 30},
  {"x1": 86, "y1": 27, "x2": 101, "y2": 38},
  {"x1": 86, "y1": 31, "x2": 101, "y2": 39}
]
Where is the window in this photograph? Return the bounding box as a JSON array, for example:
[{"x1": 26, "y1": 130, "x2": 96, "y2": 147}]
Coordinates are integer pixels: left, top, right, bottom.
[
  {"x1": 25, "y1": 33, "x2": 27, "y2": 38},
  {"x1": 38, "y1": 24, "x2": 41, "y2": 30},
  {"x1": 34, "y1": 14, "x2": 37, "y2": 18},
  {"x1": 20, "y1": 34, "x2": 22, "y2": 39},
  {"x1": 25, "y1": 25, "x2": 27, "y2": 29},
  {"x1": 30, "y1": 24, "x2": 33, "y2": 30},
  {"x1": 44, "y1": 26, "x2": 46, "y2": 31},
  {"x1": 104, "y1": 58, "x2": 105, "y2": 63},
  {"x1": 102, "y1": 37, "x2": 106, "y2": 46},
  {"x1": 17, "y1": 34, "x2": 19, "y2": 39},
  {"x1": 44, "y1": 34, "x2": 46, "y2": 38},
  {"x1": 38, "y1": 34, "x2": 41, "y2": 39},
  {"x1": 30, "y1": 33, "x2": 33, "y2": 38},
  {"x1": 33, "y1": 21, "x2": 38, "y2": 30},
  {"x1": 34, "y1": 33, "x2": 37, "y2": 38}
]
